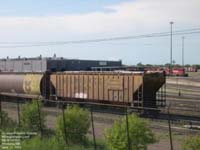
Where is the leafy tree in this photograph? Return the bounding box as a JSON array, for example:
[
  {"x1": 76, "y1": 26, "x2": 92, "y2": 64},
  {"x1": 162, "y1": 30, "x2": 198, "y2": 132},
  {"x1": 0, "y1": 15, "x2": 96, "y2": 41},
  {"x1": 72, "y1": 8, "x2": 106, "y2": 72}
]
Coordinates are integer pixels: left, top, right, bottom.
[
  {"x1": 137, "y1": 62, "x2": 144, "y2": 67},
  {"x1": 165, "y1": 63, "x2": 171, "y2": 67},
  {"x1": 105, "y1": 114, "x2": 156, "y2": 150},
  {"x1": 194, "y1": 64, "x2": 200, "y2": 69},
  {"x1": 182, "y1": 135, "x2": 200, "y2": 150},
  {"x1": 145, "y1": 64, "x2": 153, "y2": 67},
  {"x1": 185, "y1": 64, "x2": 191, "y2": 67},
  {"x1": 20, "y1": 100, "x2": 46, "y2": 132},
  {"x1": 174, "y1": 64, "x2": 181, "y2": 68},
  {"x1": 56, "y1": 105, "x2": 90, "y2": 144}
]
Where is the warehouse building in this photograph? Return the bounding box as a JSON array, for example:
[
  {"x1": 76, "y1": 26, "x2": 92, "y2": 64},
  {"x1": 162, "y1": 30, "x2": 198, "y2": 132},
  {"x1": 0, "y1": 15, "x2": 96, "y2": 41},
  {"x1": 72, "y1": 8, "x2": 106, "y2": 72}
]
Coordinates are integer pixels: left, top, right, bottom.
[{"x1": 0, "y1": 56, "x2": 122, "y2": 72}]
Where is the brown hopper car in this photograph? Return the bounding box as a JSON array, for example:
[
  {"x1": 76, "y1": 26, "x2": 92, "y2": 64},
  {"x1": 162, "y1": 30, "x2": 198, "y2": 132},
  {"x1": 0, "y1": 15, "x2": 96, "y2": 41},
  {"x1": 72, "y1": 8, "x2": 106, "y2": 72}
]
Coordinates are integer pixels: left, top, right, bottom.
[
  {"x1": 50, "y1": 71, "x2": 165, "y2": 107},
  {"x1": 0, "y1": 71, "x2": 165, "y2": 108}
]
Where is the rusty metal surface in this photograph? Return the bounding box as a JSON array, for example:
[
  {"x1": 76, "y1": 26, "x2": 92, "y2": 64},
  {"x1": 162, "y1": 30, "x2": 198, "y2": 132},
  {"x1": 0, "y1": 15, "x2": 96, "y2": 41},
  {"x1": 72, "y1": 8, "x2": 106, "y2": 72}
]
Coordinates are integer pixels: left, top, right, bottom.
[
  {"x1": 50, "y1": 72, "x2": 165, "y2": 107},
  {"x1": 50, "y1": 72, "x2": 144, "y2": 103}
]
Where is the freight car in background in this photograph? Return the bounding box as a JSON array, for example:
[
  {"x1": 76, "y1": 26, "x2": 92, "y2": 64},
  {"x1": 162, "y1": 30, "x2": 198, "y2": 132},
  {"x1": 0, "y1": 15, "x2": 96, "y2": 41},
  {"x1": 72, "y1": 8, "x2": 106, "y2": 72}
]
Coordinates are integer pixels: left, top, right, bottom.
[
  {"x1": 185, "y1": 66, "x2": 198, "y2": 72},
  {"x1": 172, "y1": 68, "x2": 187, "y2": 76},
  {"x1": 162, "y1": 67, "x2": 188, "y2": 76},
  {"x1": 0, "y1": 71, "x2": 166, "y2": 108}
]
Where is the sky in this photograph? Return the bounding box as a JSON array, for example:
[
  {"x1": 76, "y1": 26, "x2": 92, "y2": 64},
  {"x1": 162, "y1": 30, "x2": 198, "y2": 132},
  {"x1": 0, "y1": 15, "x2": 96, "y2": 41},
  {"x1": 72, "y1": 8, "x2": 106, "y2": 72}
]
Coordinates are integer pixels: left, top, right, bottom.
[{"x1": 0, "y1": 0, "x2": 200, "y2": 65}]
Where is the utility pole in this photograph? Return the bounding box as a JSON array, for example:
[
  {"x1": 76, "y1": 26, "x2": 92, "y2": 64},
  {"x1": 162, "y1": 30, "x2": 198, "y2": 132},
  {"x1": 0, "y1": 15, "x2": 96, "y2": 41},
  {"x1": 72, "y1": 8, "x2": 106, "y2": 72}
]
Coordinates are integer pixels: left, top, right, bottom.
[
  {"x1": 168, "y1": 104, "x2": 173, "y2": 150},
  {"x1": 182, "y1": 36, "x2": 185, "y2": 67},
  {"x1": 170, "y1": 21, "x2": 174, "y2": 75}
]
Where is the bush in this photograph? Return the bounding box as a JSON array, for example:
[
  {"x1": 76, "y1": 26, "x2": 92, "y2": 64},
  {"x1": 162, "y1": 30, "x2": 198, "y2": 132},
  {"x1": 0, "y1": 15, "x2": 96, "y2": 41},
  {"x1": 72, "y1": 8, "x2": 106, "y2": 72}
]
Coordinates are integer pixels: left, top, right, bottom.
[
  {"x1": 20, "y1": 100, "x2": 46, "y2": 132},
  {"x1": 0, "y1": 111, "x2": 17, "y2": 130},
  {"x1": 6, "y1": 136, "x2": 106, "y2": 150},
  {"x1": 105, "y1": 114, "x2": 156, "y2": 150},
  {"x1": 56, "y1": 105, "x2": 90, "y2": 144},
  {"x1": 21, "y1": 137, "x2": 68, "y2": 150},
  {"x1": 182, "y1": 135, "x2": 200, "y2": 150}
]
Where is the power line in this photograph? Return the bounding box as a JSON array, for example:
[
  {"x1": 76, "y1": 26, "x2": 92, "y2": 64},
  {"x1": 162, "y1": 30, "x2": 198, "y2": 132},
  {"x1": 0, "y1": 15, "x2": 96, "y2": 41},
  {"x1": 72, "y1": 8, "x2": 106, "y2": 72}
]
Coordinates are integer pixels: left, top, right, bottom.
[
  {"x1": 0, "y1": 27, "x2": 200, "y2": 45},
  {"x1": 0, "y1": 27, "x2": 200, "y2": 48}
]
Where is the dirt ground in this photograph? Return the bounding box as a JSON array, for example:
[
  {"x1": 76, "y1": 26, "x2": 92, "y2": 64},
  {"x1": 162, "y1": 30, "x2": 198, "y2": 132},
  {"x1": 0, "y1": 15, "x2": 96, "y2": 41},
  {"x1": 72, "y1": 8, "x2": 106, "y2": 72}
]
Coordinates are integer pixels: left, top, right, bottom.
[{"x1": 148, "y1": 139, "x2": 181, "y2": 150}]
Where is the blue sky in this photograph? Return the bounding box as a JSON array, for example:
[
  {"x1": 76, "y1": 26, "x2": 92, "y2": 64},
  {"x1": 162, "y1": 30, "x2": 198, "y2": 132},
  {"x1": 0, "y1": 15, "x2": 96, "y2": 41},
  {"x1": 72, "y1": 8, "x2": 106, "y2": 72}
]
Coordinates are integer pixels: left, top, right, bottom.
[
  {"x1": 0, "y1": 0, "x2": 128, "y2": 16},
  {"x1": 0, "y1": 0, "x2": 199, "y2": 65}
]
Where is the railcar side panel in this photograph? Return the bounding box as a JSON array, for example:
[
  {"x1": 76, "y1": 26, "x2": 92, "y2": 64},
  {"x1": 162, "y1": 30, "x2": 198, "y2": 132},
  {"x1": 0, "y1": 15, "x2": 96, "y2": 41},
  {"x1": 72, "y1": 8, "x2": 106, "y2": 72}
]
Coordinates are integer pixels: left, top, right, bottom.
[
  {"x1": 49, "y1": 72, "x2": 166, "y2": 107},
  {"x1": 50, "y1": 73, "x2": 144, "y2": 104}
]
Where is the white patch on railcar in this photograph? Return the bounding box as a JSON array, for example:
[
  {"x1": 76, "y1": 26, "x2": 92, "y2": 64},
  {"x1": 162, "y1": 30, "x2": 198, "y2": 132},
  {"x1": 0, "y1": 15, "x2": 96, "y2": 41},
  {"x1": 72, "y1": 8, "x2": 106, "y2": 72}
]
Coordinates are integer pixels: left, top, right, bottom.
[{"x1": 75, "y1": 93, "x2": 87, "y2": 99}]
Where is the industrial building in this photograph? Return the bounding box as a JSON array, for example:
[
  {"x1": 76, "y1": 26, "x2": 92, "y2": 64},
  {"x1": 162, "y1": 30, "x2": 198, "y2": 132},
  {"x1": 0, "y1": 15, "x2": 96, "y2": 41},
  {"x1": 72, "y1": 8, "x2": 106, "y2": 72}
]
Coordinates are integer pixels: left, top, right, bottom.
[{"x1": 0, "y1": 56, "x2": 122, "y2": 72}]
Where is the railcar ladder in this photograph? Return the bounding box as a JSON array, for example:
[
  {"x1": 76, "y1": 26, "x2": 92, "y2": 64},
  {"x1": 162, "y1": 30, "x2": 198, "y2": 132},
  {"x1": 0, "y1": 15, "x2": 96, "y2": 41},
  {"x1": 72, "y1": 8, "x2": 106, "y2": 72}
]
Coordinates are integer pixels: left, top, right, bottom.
[
  {"x1": 156, "y1": 83, "x2": 166, "y2": 107},
  {"x1": 133, "y1": 84, "x2": 143, "y2": 107}
]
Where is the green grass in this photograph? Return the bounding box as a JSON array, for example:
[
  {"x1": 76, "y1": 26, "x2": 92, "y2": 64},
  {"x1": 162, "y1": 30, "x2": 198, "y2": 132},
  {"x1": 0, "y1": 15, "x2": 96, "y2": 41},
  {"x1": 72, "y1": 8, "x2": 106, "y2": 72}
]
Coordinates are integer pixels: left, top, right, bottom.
[{"x1": 4, "y1": 136, "x2": 106, "y2": 150}]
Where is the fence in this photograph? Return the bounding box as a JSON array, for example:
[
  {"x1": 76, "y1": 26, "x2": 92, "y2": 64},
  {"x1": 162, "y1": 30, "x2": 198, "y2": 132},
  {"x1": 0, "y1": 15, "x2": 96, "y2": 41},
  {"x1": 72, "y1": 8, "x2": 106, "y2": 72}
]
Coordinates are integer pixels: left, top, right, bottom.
[{"x1": 1, "y1": 96, "x2": 200, "y2": 150}]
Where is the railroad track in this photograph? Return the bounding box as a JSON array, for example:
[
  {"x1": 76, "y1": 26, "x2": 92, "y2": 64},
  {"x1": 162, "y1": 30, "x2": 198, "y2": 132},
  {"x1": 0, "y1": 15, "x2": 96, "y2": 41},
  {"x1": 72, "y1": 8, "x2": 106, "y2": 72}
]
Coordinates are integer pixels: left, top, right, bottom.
[
  {"x1": 167, "y1": 76, "x2": 200, "y2": 83},
  {"x1": 2, "y1": 101, "x2": 200, "y2": 130},
  {"x1": 166, "y1": 94, "x2": 200, "y2": 101},
  {"x1": 166, "y1": 84, "x2": 200, "y2": 91},
  {"x1": 146, "y1": 112, "x2": 200, "y2": 123},
  {"x1": 150, "y1": 124, "x2": 200, "y2": 134}
]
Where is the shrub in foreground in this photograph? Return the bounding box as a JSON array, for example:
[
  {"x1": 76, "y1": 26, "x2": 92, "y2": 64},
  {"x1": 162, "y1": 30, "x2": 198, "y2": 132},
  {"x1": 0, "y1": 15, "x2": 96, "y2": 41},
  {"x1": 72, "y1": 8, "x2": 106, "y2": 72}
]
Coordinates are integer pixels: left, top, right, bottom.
[
  {"x1": 20, "y1": 100, "x2": 46, "y2": 132},
  {"x1": 0, "y1": 111, "x2": 17, "y2": 130},
  {"x1": 6, "y1": 136, "x2": 106, "y2": 150},
  {"x1": 56, "y1": 105, "x2": 90, "y2": 144},
  {"x1": 21, "y1": 137, "x2": 68, "y2": 150},
  {"x1": 105, "y1": 114, "x2": 156, "y2": 150},
  {"x1": 182, "y1": 135, "x2": 200, "y2": 150}
]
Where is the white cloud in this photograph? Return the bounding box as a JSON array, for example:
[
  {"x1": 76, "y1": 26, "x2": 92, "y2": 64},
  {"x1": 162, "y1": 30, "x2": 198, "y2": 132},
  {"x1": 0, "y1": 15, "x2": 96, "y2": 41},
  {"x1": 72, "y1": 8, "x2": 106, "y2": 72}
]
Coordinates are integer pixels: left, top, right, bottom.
[{"x1": 0, "y1": 0, "x2": 200, "y2": 41}]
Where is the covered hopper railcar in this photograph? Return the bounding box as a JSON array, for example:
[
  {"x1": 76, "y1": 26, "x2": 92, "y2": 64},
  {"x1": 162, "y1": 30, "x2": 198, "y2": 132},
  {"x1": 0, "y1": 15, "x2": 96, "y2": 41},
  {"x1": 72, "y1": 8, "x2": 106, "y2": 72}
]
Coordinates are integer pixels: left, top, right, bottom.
[
  {"x1": 50, "y1": 71, "x2": 165, "y2": 107},
  {"x1": 0, "y1": 71, "x2": 166, "y2": 108}
]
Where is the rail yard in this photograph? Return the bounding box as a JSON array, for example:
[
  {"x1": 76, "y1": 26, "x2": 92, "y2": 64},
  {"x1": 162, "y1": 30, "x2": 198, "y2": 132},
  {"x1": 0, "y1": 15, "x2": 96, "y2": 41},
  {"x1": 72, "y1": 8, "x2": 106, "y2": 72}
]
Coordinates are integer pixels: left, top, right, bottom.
[
  {"x1": 1, "y1": 68, "x2": 200, "y2": 150},
  {"x1": 165, "y1": 73, "x2": 200, "y2": 114},
  {"x1": 1, "y1": 1, "x2": 200, "y2": 149}
]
